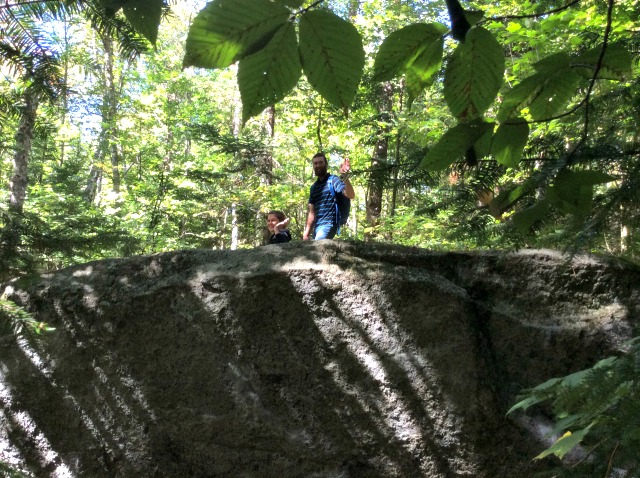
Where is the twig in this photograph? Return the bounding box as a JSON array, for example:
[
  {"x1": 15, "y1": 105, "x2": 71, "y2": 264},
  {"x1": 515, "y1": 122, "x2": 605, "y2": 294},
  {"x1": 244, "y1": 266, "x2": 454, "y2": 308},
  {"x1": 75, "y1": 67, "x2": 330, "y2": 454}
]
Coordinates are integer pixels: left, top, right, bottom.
[
  {"x1": 565, "y1": 0, "x2": 614, "y2": 165},
  {"x1": 488, "y1": 0, "x2": 581, "y2": 22},
  {"x1": 604, "y1": 441, "x2": 620, "y2": 478},
  {"x1": 294, "y1": 0, "x2": 324, "y2": 18}
]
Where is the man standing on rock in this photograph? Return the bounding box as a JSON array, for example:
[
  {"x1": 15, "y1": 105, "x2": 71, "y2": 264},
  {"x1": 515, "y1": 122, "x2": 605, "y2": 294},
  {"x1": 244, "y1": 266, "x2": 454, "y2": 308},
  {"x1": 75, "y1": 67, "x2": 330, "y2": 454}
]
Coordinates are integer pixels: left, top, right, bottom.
[{"x1": 303, "y1": 152, "x2": 355, "y2": 240}]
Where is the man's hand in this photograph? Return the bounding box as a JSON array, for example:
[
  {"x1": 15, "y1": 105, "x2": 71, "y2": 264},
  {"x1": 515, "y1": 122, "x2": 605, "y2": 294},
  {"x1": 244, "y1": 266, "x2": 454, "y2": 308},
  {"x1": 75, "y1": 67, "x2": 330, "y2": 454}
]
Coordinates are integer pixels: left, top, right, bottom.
[
  {"x1": 339, "y1": 157, "x2": 355, "y2": 199},
  {"x1": 304, "y1": 203, "x2": 316, "y2": 241},
  {"x1": 339, "y1": 157, "x2": 351, "y2": 176}
]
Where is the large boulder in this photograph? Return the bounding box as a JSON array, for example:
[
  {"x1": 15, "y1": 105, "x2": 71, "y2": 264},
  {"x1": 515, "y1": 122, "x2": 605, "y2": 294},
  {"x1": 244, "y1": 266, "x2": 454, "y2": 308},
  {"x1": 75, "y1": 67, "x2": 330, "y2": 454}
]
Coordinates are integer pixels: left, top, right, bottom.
[{"x1": 1, "y1": 241, "x2": 638, "y2": 477}]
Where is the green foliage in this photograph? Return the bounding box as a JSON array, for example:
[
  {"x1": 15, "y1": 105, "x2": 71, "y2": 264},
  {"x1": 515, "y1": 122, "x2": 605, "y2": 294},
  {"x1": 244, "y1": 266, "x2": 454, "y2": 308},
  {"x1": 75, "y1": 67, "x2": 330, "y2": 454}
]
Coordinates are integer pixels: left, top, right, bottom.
[
  {"x1": 0, "y1": 0, "x2": 158, "y2": 83},
  {"x1": 0, "y1": 298, "x2": 54, "y2": 336},
  {"x1": 0, "y1": 4, "x2": 64, "y2": 100},
  {"x1": 372, "y1": 22, "x2": 447, "y2": 105},
  {"x1": 491, "y1": 119, "x2": 529, "y2": 167},
  {"x1": 299, "y1": 9, "x2": 364, "y2": 110},
  {"x1": 119, "y1": 0, "x2": 164, "y2": 46},
  {"x1": 573, "y1": 43, "x2": 633, "y2": 81},
  {"x1": 94, "y1": 0, "x2": 169, "y2": 46},
  {"x1": 508, "y1": 337, "x2": 640, "y2": 476},
  {"x1": 183, "y1": 0, "x2": 291, "y2": 70},
  {"x1": 0, "y1": 462, "x2": 31, "y2": 478},
  {"x1": 443, "y1": 26, "x2": 505, "y2": 120},
  {"x1": 238, "y1": 22, "x2": 301, "y2": 122},
  {"x1": 178, "y1": 0, "x2": 639, "y2": 255},
  {"x1": 421, "y1": 119, "x2": 493, "y2": 170},
  {"x1": 2, "y1": 0, "x2": 640, "y2": 271},
  {"x1": 512, "y1": 168, "x2": 616, "y2": 233},
  {"x1": 184, "y1": 0, "x2": 365, "y2": 118},
  {"x1": 513, "y1": 199, "x2": 552, "y2": 234}
]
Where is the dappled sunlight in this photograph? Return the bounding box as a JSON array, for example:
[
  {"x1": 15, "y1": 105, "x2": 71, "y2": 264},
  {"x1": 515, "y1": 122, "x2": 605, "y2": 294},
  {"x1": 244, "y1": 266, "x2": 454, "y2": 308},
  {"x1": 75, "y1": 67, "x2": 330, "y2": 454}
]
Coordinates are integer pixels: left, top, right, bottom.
[
  {"x1": 0, "y1": 365, "x2": 73, "y2": 477},
  {"x1": 15, "y1": 336, "x2": 55, "y2": 379},
  {"x1": 1, "y1": 244, "x2": 484, "y2": 476},
  {"x1": 290, "y1": 270, "x2": 478, "y2": 475},
  {"x1": 12, "y1": 336, "x2": 109, "y2": 454},
  {"x1": 71, "y1": 266, "x2": 94, "y2": 278},
  {"x1": 2, "y1": 243, "x2": 635, "y2": 476},
  {"x1": 0, "y1": 286, "x2": 159, "y2": 475}
]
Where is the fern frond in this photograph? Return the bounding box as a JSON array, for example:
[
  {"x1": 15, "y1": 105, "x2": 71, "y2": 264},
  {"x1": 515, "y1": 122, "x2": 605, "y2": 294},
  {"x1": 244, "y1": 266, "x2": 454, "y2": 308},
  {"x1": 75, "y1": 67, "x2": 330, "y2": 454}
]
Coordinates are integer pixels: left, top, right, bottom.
[{"x1": 509, "y1": 337, "x2": 640, "y2": 476}]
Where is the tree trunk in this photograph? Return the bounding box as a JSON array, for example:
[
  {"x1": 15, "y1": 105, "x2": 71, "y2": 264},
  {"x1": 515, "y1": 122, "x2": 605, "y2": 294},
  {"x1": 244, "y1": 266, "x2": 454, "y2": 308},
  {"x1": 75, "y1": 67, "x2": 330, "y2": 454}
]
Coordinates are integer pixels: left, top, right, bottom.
[
  {"x1": 230, "y1": 203, "x2": 239, "y2": 250},
  {"x1": 230, "y1": 83, "x2": 242, "y2": 247},
  {"x1": 9, "y1": 91, "x2": 38, "y2": 216},
  {"x1": 390, "y1": 84, "x2": 404, "y2": 221},
  {"x1": 103, "y1": 34, "x2": 121, "y2": 194},
  {"x1": 259, "y1": 105, "x2": 275, "y2": 185},
  {"x1": 365, "y1": 82, "x2": 393, "y2": 240},
  {"x1": 620, "y1": 205, "x2": 629, "y2": 254},
  {"x1": 59, "y1": 17, "x2": 71, "y2": 166},
  {"x1": 348, "y1": 0, "x2": 359, "y2": 16},
  {"x1": 1, "y1": 90, "x2": 39, "y2": 254},
  {"x1": 84, "y1": 130, "x2": 107, "y2": 203},
  {"x1": 85, "y1": 33, "x2": 122, "y2": 201},
  {"x1": 366, "y1": 138, "x2": 388, "y2": 228}
]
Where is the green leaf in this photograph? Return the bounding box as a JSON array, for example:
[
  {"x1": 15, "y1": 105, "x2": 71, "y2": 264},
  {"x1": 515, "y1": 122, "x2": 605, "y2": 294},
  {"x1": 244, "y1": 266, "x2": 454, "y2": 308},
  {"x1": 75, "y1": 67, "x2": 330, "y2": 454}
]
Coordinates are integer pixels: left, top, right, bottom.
[
  {"x1": 549, "y1": 183, "x2": 592, "y2": 218},
  {"x1": 573, "y1": 43, "x2": 632, "y2": 80},
  {"x1": 498, "y1": 66, "x2": 581, "y2": 121},
  {"x1": 594, "y1": 356, "x2": 618, "y2": 369},
  {"x1": 299, "y1": 9, "x2": 365, "y2": 109},
  {"x1": 491, "y1": 119, "x2": 529, "y2": 167},
  {"x1": 563, "y1": 170, "x2": 616, "y2": 187},
  {"x1": 492, "y1": 183, "x2": 528, "y2": 212},
  {"x1": 421, "y1": 120, "x2": 493, "y2": 170},
  {"x1": 372, "y1": 23, "x2": 447, "y2": 82},
  {"x1": 444, "y1": 27, "x2": 505, "y2": 120},
  {"x1": 512, "y1": 199, "x2": 551, "y2": 233},
  {"x1": 551, "y1": 414, "x2": 583, "y2": 435},
  {"x1": 405, "y1": 35, "x2": 445, "y2": 106},
  {"x1": 275, "y1": 0, "x2": 305, "y2": 7},
  {"x1": 528, "y1": 69, "x2": 581, "y2": 121},
  {"x1": 464, "y1": 10, "x2": 485, "y2": 27},
  {"x1": 183, "y1": 0, "x2": 290, "y2": 70},
  {"x1": 506, "y1": 394, "x2": 548, "y2": 415},
  {"x1": 533, "y1": 52, "x2": 572, "y2": 72},
  {"x1": 473, "y1": 121, "x2": 494, "y2": 160},
  {"x1": 98, "y1": 0, "x2": 127, "y2": 12},
  {"x1": 506, "y1": 377, "x2": 564, "y2": 415},
  {"x1": 559, "y1": 366, "x2": 592, "y2": 387},
  {"x1": 550, "y1": 169, "x2": 615, "y2": 218},
  {"x1": 498, "y1": 74, "x2": 543, "y2": 121},
  {"x1": 531, "y1": 377, "x2": 563, "y2": 392},
  {"x1": 535, "y1": 423, "x2": 594, "y2": 460},
  {"x1": 238, "y1": 23, "x2": 301, "y2": 123},
  {"x1": 122, "y1": 0, "x2": 163, "y2": 45},
  {"x1": 506, "y1": 22, "x2": 521, "y2": 33}
]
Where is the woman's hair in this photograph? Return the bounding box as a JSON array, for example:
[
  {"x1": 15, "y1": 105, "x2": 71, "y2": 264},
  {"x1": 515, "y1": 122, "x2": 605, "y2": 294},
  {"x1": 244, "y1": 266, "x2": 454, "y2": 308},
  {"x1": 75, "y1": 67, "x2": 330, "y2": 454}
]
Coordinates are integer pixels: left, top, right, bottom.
[{"x1": 267, "y1": 210, "x2": 286, "y2": 222}]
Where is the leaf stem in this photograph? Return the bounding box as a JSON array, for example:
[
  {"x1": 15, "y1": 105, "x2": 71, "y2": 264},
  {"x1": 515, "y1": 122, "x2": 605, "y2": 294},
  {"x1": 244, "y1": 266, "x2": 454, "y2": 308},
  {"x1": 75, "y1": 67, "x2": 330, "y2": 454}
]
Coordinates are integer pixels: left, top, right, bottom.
[{"x1": 295, "y1": 0, "x2": 325, "y2": 17}]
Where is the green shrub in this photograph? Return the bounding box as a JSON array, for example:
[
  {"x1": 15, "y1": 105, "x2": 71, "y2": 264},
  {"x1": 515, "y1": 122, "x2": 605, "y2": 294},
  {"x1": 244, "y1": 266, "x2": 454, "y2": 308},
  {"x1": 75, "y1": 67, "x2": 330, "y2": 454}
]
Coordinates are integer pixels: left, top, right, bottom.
[{"x1": 508, "y1": 337, "x2": 640, "y2": 477}]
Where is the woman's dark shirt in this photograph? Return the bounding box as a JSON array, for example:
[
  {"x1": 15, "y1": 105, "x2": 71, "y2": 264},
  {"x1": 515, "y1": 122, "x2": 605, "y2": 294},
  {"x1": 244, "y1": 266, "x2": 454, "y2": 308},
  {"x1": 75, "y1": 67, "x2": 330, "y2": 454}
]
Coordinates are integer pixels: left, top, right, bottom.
[{"x1": 269, "y1": 230, "x2": 291, "y2": 244}]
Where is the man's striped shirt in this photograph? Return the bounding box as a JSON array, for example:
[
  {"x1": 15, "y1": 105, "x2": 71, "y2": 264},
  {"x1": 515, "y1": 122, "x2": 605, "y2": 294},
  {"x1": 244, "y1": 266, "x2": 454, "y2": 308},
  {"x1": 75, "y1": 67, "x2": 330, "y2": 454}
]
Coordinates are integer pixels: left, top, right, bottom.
[{"x1": 308, "y1": 174, "x2": 345, "y2": 228}]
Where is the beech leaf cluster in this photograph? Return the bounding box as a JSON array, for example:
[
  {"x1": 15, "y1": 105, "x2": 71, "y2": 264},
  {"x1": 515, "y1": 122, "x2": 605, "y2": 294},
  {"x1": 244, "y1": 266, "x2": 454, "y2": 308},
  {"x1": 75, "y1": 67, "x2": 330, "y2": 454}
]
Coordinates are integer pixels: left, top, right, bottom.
[{"x1": 183, "y1": 0, "x2": 364, "y2": 123}]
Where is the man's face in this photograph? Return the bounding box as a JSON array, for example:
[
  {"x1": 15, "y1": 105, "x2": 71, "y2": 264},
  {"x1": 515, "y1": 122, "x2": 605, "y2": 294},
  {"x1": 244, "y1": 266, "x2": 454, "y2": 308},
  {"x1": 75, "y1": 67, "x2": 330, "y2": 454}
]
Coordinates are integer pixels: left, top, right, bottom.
[{"x1": 312, "y1": 156, "x2": 328, "y2": 177}]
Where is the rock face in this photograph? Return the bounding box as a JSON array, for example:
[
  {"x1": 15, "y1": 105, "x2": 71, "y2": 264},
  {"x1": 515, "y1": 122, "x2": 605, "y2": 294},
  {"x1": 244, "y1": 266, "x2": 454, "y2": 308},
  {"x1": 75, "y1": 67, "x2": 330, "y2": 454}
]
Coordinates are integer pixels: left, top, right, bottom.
[{"x1": 1, "y1": 241, "x2": 639, "y2": 478}]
